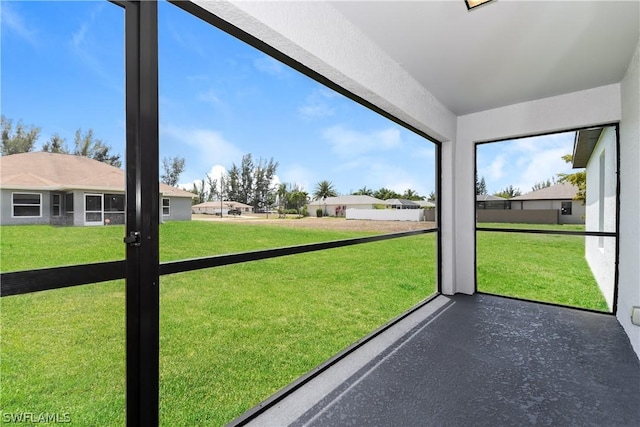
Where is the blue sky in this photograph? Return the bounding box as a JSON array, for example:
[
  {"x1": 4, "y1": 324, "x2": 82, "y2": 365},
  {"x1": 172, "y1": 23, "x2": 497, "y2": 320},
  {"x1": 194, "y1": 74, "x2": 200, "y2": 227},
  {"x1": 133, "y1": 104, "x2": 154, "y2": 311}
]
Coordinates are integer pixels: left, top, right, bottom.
[
  {"x1": 477, "y1": 132, "x2": 577, "y2": 195},
  {"x1": 2, "y1": 1, "x2": 576, "y2": 198}
]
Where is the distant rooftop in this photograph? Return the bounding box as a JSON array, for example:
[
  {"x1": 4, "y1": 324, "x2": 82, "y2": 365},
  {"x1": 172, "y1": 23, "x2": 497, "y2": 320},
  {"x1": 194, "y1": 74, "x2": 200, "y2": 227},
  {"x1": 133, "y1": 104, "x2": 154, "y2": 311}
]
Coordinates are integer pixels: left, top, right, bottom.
[
  {"x1": 308, "y1": 195, "x2": 385, "y2": 205},
  {"x1": 510, "y1": 182, "x2": 578, "y2": 201},
  {"x1": 0, "y1": 152, "x2": 194, "y2": 198},
  {"x1": 476, "y1": 194, "x2": 506, "y2": 202}
]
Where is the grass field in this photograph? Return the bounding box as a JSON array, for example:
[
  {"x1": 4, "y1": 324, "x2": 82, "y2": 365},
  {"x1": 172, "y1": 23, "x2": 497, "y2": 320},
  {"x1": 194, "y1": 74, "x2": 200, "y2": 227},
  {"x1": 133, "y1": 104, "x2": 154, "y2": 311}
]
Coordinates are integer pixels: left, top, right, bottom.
[
  {"x1": 476, "y1": 230, "x2": 609, "y2": 312},
  {"x1": 0, "y1": 220, "x2": 608, "y2": 425},
  {"x1": 0, "y1": 222, "x2": 436, "y2": 426}
]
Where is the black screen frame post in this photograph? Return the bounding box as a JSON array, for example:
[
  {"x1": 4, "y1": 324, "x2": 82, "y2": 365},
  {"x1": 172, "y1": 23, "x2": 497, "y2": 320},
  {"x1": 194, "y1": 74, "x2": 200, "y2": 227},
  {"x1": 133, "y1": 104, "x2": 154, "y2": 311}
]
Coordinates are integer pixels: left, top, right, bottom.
[{"x1": 120, "y1": 0, "x2": 160, "y2": 425}]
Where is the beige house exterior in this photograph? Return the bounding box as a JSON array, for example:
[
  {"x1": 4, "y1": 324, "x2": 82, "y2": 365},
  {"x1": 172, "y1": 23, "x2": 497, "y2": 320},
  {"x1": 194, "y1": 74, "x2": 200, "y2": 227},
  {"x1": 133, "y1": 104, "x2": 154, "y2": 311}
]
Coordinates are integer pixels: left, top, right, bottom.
[
  {"x1": 307, "y1": 195, "x2": 385, "y2": 217},
  {"x1": 509, "y1": 183, "x2": 585, "y2": 225}
]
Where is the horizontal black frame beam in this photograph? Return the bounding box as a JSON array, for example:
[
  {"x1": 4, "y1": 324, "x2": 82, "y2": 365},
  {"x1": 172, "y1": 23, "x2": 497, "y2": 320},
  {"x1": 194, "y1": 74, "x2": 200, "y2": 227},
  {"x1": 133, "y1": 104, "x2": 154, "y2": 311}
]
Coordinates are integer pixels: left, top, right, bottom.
[
  {"x1": 0, "y1": 260, "x2": 126, "y2": 297},
  {"x1": 476, "y1": 227, "x2": 616, "y2": 237},
  {"x1": 1, "y1": 228, "x2": 437, "y2": 297}
]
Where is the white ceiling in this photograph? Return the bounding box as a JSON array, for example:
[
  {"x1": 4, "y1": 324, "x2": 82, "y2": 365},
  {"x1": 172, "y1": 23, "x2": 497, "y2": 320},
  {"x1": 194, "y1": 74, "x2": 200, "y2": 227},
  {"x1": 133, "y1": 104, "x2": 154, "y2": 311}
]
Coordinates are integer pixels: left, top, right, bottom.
[{"x1": 329, "y1": 1, "x2": 640, "y2": 116}]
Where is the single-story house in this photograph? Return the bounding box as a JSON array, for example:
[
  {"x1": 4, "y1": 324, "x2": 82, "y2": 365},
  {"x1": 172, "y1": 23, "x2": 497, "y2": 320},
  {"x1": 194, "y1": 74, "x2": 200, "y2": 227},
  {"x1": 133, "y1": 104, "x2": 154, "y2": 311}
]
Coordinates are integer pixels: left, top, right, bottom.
[
  {"x1": 414, "y1": 200, "x2": 436, "y2": 209},
  {"x1": 0, "y1": 152, "x2": 194, "y2": 226},
  {"x1": 307, "y1": 195, "x2": 385, "y2": 217},
  {"x1": 383, "y1": 199, "x2": 422, "y2": 209},
  {"x1": 476, "y1": 194, "x2": 509, "y2": 210},
  {"x1": 573, "y1": 125, "x2": 617, "y2": 309},
  {"x1": 509, "y1": 183, "x2": 584, "y2": 224},
  {"x1": 192, "y1": 200, "x2": 253, "y2": 215}
]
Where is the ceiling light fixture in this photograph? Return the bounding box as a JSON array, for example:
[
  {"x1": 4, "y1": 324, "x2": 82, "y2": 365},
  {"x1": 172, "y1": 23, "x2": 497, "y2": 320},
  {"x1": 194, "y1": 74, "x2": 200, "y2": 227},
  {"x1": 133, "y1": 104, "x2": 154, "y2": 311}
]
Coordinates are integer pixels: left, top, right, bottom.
[{"x1": 465, "y1": 0, "x2": 495, "y2": 11}]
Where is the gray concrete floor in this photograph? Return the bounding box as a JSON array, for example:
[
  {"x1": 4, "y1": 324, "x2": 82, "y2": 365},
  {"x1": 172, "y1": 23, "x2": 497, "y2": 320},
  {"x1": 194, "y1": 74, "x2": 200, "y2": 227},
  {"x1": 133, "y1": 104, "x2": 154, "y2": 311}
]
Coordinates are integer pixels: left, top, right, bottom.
[{"x1": 243, "y1": 294, "x2": 640, "y2": 426}]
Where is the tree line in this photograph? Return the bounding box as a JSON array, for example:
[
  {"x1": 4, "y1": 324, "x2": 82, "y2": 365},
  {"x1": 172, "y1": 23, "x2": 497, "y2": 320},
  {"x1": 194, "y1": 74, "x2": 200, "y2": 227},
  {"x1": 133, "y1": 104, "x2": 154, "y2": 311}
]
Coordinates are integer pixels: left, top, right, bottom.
[
  {"x1": 190, "y1": 153, "x2": 279, "y2": 213},
  {"x1": 1, "y1": 115, "x2": 122, "y2": 167},
  {"x1": 2, "y1": 116, "x2": 188, "y2": 187},
  {"x1": 350, "y1": 186, "x2": 429, "y2": 201}
]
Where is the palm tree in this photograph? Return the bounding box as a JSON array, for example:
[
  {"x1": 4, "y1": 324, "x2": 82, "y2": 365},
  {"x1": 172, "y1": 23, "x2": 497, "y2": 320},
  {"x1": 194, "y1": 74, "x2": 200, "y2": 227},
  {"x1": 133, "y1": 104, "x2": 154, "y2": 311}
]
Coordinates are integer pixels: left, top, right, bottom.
[
  {"x1": 402, "y1": 188, "x2": 424, "y2": 201},
  {"x1": 313, "y1": 180, "x2": 338, "y2": 200},
  {"x1": 374, "y1": 187, "x2": 401, "y2": 200},
  {"x1": 352, "y1": 186, "x2": 373, "y2": 196},
  {"x1": 277, "y1": 183, "x2": 289, "y2": 218},
  {"x1": 290, "y1": 188, "x2": 309, "y2": 217}
]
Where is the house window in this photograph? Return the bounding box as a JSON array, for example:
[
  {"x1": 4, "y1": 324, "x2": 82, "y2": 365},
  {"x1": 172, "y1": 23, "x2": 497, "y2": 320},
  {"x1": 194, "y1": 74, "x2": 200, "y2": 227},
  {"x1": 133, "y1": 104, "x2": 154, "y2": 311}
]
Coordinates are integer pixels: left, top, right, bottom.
[
  {"x1": 12, "y1": 192, "x2": 42, "y2": 217},
  {"x1": 599, "y1": 151, "x2": 606, "y2": 248},
  {"x1": 162, "y1": 198, "x2": 170, "y2": 216},
  {"x1": 561, "y1": 201, "x2": 572, "y2": 215},
  {"x1": 65, "y1": 193, "x2": 74, "y2": 213},
  {"x1": 52, "y1": 194, "x2": 61, "y2": 216},
  {"x1": 104, "y1": 194, "x2": 125, "y2": 212}
]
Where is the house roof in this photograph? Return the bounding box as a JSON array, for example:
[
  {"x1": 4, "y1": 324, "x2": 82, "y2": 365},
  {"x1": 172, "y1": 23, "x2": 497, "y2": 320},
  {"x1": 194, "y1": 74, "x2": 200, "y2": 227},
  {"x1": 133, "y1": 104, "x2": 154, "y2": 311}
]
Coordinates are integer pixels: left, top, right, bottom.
[
  {"x1": 414, "y1": 200, "x2": 436, "y2": 208},
  {"x1": 0, "y1": 152, "x2": 194, "y2": 198},
  {"x1": 476, "y1": 194, "x2": 506, "y2": 202},
  {"x1": 573, "y1": 127, "x2": 605, "y2": 169},
  {"x1": 510, "y1": 183, "x2": 578, "y2": 201},
  {"x1": 307, "y1": 195, "x2": 385, "y2": 206},
  {"x1": 384, "y1": 198, "x2": 420, "y2": 207}
]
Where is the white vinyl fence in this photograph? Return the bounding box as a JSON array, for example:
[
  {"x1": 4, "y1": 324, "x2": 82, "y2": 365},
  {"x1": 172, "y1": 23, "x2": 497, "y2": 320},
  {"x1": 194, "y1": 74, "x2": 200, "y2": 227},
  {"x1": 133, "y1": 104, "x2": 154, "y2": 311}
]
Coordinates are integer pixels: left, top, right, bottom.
[{"x1": 346, "y1": 208, "x2": 424, "y2": 222}]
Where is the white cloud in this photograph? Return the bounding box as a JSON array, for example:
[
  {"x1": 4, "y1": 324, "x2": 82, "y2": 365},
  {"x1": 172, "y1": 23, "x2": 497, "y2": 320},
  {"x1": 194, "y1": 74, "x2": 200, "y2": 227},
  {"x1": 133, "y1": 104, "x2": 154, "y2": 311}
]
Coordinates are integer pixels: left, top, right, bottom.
[
  {"x1": 253, "y1": 55, "x2": 289, "y2": 79},
  {"x1": 71, "y1": 22, "x2": 89, "y2": 50},
  {"x1": 1, "y1": 3, "x2": 38, "y2": 46},
  {"x1": 279, "y1": 164, "x2": 313, "y2": 192},
  {"x1": 67, "y1": 3, "x2": 120, "y2": 91},
  {"x1": 177, "y1": 165, "x2": 229, "y2": 194},
  {"x1": 197, "y1": 88, "x2": 231, "y2": 118},
  {"x1": 513, "y1": 147, "x2": 573, "y2": 192},
  {"x1": 162, "y1": 125, "x2": 243, "y2": 171},
  {"x1": 480, "y1": 154, "x2": 506, "y2": 182},
  {"x1": 322, "y1": 126, "x2": 402, "y2": 158},
  {"x1": 298, "y1": 88, "x2": 338, "y2": 120},
  {"x1": 197, "y1": 89, "x2": 222, "y2": 106},
  {"x1": 479, "y1": 132, "x2": 575, "y2": 194},
  {"x1": 365, "y1": 162, "x2": 431, "y2": 196},
  {"x1": 411, "y1": 145, "x2": 436, "y2": 161},
  {"x1": 166, "y1": 21, "x2": 207, "y2": 58}
]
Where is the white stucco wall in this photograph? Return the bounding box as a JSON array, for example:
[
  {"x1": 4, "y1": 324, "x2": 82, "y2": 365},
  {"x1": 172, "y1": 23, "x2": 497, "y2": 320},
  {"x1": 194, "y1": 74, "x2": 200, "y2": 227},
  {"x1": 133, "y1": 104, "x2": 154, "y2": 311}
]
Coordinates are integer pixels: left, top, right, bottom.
[
  {"x1": 456, "y1": 84, "x2": 622, "y2": 295},
  {"x1": 618, "y1": 38, "x2": 640, "y2": 357},
  {"x1": 584, "y1": 127, "x2": 617, "y2": 310}
]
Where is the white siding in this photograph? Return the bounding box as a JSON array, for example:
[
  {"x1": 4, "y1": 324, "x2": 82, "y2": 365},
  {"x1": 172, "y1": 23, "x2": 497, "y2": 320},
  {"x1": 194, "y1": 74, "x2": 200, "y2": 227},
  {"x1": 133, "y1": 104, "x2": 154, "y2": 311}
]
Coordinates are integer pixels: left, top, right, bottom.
[
  {"x1": 584, "y1": 127, "x2": 617, "y2": 310},
  {"x1": 618, "y1": 38, "x2": 640, "y2": 358}
]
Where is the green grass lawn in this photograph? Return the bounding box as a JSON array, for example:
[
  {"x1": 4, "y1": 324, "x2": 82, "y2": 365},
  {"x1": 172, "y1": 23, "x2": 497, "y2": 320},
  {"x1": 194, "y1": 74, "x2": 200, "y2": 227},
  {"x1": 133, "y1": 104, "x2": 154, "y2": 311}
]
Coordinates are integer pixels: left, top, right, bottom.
[
  {"x1": 0, "y1": 221, "x2": 609, "y2": 425},
  {"x1": 476, "y1": 224, "x2": 609, "y2": 312},
  {"x1": 0, "y1": 222, "x2": 436, "y2": 425}
]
